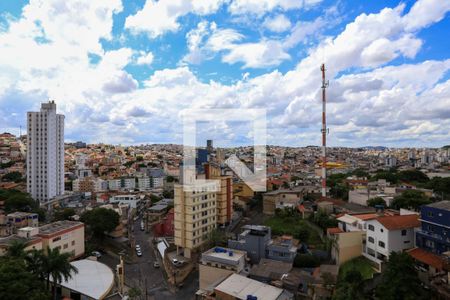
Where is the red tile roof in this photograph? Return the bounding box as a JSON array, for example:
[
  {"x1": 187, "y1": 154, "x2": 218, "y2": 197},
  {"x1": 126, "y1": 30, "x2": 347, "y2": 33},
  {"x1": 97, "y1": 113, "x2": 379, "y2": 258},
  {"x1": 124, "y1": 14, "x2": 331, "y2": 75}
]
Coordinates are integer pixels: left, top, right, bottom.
[
  {"x1": 407, "y1": 248, "x2": 444, "y2": 270},
  {"x1": 327, "y1": 227, "x2": 344, "y2": 234},
  {"x1": 375, "y1": 214, "x2": 420, "y2": 230}
]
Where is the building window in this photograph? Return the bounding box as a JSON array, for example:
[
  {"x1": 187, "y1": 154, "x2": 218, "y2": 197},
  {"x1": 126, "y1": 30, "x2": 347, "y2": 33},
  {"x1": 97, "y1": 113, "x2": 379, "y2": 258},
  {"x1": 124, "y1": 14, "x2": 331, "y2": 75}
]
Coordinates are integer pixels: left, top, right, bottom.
[
  {"x1": 380, "y1": 228, "x2": 384, "y2": 233},
  {"x1": 427, "y1": 211, "x2": 433, "y2": 217},
  {"x1": 52, "y1": 236, "x2": 61, "y2": 242},
  {"x1": 71, "y1": 241, "x2": 75, "y2": 246},
  {"x1": 368, "y1": 225, "x2": 375, "y2": 231},
  {"x1": 425, "y1": 240, "x2": 435, "y2": 248},
  {"x1": 368, "y1": 237, "x2": 374, "y2": 243},
  {"x1": 401, "y1": 229, "x2": 407, "y2": 236},
  {"x1": 378, "y1": 241, "x2": 385, "y2": 248},
  {"x1": 63, "y1": 244, "x2": 68, "y2": 249}
]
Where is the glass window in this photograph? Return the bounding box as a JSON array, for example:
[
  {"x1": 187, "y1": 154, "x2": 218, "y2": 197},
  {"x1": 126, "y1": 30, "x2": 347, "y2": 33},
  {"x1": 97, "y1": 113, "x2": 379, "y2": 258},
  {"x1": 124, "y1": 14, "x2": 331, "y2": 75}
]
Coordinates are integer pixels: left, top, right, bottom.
[
  {"x1": 378, "y1": 241, "x2": 385, "y2": 248},
  {"x1": 368, "y1": 225, "x2": 375, "y2": 231},
  {"x1": 368, "y1": 237, "x2": 374, "y2": 243}
]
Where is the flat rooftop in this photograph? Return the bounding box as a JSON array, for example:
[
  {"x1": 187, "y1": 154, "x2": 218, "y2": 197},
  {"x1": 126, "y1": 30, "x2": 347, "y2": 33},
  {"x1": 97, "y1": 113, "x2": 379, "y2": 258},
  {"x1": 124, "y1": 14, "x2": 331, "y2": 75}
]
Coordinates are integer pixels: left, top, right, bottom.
[
  {"x1": 39, "y1": 220, "x2": 84, "y2": 236},
  {"x1": 215, "y1": 273, "x2": 286, "y2": 300},
  {"x1": 203, "y1": 247, "x2": 246, "y2": 264}
]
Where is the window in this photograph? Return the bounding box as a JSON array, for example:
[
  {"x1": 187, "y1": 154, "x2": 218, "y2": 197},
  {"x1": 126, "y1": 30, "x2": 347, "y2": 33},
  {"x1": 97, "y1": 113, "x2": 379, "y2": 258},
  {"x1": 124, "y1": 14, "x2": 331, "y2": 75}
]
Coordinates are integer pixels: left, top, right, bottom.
[
  {"x1": 368, "y1": 237, "x2": 374, "y2": 243},
  {"x1": 401, "y1": 229, "x2": 407, "y2": 236},
  {"x1": 52, "y1": 236, "x2": 61, "y2": 242},
  {"x1": 71, "y1": 241, "x2": 75, "y2": 246},
  {"x1": 380, "y1": 228, "x2": 384, "y2": 233},
  {"x1": 425, "y1": 240, "x2": 435, "y2": 248},
  {"x1": 368, "y1": 225, "x2": 375, "y2": 231},
  {"x1": 378, "y1": 241, "x2": 385, "y2": 248},
  {"x1": 63, "y1": 244, "x2": 68, "y2": 249},
  {"x1": 428, "y1": 211, "x2": 433, "y2": 217}
]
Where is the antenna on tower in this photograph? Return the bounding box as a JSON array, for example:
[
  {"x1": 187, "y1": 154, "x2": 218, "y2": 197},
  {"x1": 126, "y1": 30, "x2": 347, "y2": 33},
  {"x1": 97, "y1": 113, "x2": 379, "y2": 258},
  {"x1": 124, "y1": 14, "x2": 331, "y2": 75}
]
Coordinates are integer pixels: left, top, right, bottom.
[{"x1": 321, "y1": 64, "x2": 329, "y2": 198}]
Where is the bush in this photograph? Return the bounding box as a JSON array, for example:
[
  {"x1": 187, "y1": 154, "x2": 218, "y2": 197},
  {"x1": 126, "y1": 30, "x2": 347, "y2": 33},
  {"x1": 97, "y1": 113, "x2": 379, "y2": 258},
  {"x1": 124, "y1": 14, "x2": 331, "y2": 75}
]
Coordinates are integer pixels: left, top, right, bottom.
[{"x1": 294, "y1": 254, "x2": 321, "y2": 268}]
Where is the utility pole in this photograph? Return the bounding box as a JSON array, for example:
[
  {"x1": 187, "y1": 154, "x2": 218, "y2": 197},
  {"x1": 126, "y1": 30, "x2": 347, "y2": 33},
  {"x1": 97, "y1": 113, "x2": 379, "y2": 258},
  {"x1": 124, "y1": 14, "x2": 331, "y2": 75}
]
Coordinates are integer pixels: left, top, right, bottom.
[{"x1": 321, "y1": 64, "x2": 329, "y2": 198}]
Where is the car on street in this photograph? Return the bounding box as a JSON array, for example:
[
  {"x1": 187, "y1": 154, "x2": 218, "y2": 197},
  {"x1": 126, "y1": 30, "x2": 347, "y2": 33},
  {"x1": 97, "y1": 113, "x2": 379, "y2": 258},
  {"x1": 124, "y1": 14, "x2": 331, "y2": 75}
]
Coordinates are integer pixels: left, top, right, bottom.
[
  {"x1": 153, "y1": 261, "x2": 160, "y2": 268},
  {"x1": 136, "y1": 249, "x2": 142, "y2": 257},
  {"x1": 91, "y1": 251, "x2": 102, "y2": 258},
  {"x1": 135, "y1": 244, "x2": 141, "y2": 251}
]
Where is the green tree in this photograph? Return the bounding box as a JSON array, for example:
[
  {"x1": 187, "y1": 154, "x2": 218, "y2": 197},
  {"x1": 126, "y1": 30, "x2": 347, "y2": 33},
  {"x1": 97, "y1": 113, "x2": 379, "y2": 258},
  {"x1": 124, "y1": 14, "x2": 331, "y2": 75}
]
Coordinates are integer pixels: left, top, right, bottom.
[
  {"x1": 391, "y1": 190, "x2": 431, "y2": 210},
  {"x1": 6, "y1": 240, "x2": 27, "y2": 258},
  {"x1": 80, "y1": 208, "x2": 120, "y2": 238},
  {"x1": 53, "y1": 208, "x2": 76, "y2": 221},
  {"x1": 293, "y1": 254, "x2": 321, "y2": 268},
  {"x1": 296, "y1": 227, "x2": 310, "y2": 242},
  {"x1": 376, "y1": 252, "x2": 427, "y2": 300},
  {"x1": 2, "y1": 171, "x2": 23, "y2": 182},
  {"x1": 367, "y1": 197, "x2": 386, "y2": 207},
  {"x1": 333, "y1": 269, "x2": 365, "y2": 300},
  {"x1": 425, "y1": 177, "x2": 450, "y2": 199},
  {"x1": 352, "y1": 168, "x2": 369, "y2": 178},
  {"x1": 398, "y1": 170, "x2": 429, "y2": 183},
  {"x1": 0, "y1": 257, "x2": 50, "y2": 300},
  {"x1": 371, "y1": 170, "x2": 398, "y2": 184},
  {"x1": 42, "y1": 247, "x2": 78, "y2": 299}
]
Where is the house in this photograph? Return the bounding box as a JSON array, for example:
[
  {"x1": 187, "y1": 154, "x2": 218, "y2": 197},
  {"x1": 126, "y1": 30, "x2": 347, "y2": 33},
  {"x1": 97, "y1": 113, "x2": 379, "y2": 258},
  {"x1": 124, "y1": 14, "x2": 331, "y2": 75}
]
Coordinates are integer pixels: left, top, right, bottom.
[
  {"x1": 263, "y1": 186, "x2": 316, "y2": 215},
  {"x1": 228, "y1": 225, "x2": 298, "y2": 264},
  {"x1": 416, "y1": 201, "x2": 450, "y2": 254},
  {"x1": 249, "y1": 258, "x2": 292, "y2": 283},
  {"x1": 198, "y1": 247, "x2": 248, "y2": 293},
  {"x1": 153, "y1": 208, "x2": 174, "y2": 237},
  {"x1": 363, "y1": 214, "x2": 420, "y2": 271},
  {"x1": 7, "y1": 211, "x2": 39, "y2": 232},
  {"x1": 38, "y1": 220, "x2": 85, "y2": 259}
]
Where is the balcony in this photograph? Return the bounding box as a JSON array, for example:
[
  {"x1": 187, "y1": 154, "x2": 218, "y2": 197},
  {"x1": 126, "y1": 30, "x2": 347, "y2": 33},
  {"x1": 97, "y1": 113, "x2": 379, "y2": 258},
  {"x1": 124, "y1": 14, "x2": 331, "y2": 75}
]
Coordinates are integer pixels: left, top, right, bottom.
[{"x1": 416, "y1": 230, "x2": 450, "y2": 244}]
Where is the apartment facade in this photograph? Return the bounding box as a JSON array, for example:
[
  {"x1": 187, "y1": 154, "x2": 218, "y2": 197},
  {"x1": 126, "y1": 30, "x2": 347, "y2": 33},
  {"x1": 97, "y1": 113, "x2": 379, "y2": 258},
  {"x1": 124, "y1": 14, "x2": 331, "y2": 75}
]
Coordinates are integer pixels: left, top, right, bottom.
[
  {"x1": 199, "y1": 247, "x2": 247, "y2": 291},
  {"x1": 363, "y1": 214, "x2": 419, "y2": 270},
  {"x1": 416, "y1": 201, "x2": 450, "y2": 254},
  {"x1": 38, "y1": 220, "x2": 85, "y2": 259},
  {"x1": 205, "y1": 163, "x2": 233, "y2": 225},
  {"x1": 174, "y1": 182, "x2": 217, "y2": 258},
  {"x1": 27, "y1": 101, "x2": 65, "y2": 203}
]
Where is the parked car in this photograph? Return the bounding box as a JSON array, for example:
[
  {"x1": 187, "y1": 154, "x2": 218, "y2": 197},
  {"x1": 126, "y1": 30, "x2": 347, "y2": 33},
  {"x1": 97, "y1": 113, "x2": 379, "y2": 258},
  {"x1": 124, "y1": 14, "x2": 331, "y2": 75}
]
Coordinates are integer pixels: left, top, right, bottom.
[
  {"x1": 172, "y1": 258, "x2": 179, "y2": 264},
  {"x1": 136, "y1": 250, "x2": 142, "y2": 257},
  {"x1": 135, "y1": 244, "x2": 141, "y2": 251},
  {"x1": 91, "y1": 251, "x2": 102, "y2": 258},
  {"x1": 153, "y1": 261, "x2": 160, "y2": 268}
]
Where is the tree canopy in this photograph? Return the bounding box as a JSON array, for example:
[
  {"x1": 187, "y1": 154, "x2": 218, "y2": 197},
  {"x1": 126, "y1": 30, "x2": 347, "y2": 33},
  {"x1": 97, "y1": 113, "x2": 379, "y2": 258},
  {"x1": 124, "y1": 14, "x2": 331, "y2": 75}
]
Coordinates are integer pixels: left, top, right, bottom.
[
  {"x1": 376, "y1": 252, "x2": 428, "y2": 300},
  {"x1": 80, "y1": 207, "x2": 120, "y2": 238},
  {"x1": 53, "y1": 208, "x2": 76, "y2": 221},
  {"x1": 391, "y1": 190, "x2": 432, "y2": 210},
  {"x1": 2, "y1": 171, "x2": 23, "y2": 182},
  {"x1": 367, "y1": 197, "x2": 386, "y2": 207}
]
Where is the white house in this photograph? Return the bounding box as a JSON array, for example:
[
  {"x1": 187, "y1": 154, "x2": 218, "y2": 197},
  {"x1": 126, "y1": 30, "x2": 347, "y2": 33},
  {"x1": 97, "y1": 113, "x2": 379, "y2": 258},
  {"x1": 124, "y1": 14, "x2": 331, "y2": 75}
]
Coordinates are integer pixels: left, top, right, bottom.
[
  {"x1": 109, "y1": 194, "x2": 142, "y2": 209},
  {"x1": 363, "y1": 214, "x2": 420, "y2": 270}
]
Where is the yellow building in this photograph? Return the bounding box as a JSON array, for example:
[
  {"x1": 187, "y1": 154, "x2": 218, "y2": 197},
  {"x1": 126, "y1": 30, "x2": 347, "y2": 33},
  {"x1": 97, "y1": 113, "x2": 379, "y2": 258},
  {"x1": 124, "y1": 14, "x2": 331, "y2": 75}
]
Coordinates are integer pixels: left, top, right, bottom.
[
  {"x1": 327, "y1": 227, "x2": 365, "y2": 266},
  {"x1": 38, "y1": 220, "x2": 85, "y2": 259},
  {"x1": 205, "y1": 163, "x2": 233, "y2": 225},
  {"x1": 174, "y1": 182, "x2": 217, "y2": 258}
]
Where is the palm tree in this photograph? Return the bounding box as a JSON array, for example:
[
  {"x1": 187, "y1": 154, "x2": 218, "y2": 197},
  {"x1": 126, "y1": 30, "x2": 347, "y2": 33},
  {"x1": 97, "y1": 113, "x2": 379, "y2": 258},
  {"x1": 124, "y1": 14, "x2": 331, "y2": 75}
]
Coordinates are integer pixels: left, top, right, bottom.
[
  {"x1": 6, "y1": 240, "x2": 27, "y2": 258},
  {"x1": 42, "y1": 247, "x2": 78, "y2": 300},
  {"x1": 25, "y1": 249, "x2": 46, "y2": 281}
]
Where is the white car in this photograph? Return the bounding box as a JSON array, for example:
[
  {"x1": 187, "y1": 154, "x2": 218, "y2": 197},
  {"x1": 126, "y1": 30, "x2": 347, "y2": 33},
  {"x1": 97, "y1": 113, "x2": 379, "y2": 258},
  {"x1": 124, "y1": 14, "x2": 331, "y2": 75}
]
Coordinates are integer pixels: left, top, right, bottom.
[
  {"x1": 91, "y1": 251, "x2": 102, "y2": 258},
  {"x1": 135, "y1": 244, "x2": 141, "y2": 251},
  {"x1": 136, "y1": 250, "x2": 142, "y2": 257}
]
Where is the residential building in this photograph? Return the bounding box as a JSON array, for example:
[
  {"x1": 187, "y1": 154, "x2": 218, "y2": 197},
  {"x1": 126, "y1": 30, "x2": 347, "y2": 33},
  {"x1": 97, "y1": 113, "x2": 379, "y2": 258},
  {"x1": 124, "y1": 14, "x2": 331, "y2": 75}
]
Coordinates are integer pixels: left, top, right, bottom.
[
  {"x1": 249, "y1": 258, "x2": 292, "y2": 283},
  {"x1": 199, "y1": 247, "x2": 247, "y2": 292},
  {"x1": 7, "y1": 212, "x2": 39, "y2": 232},
  {"x1": 174, "y1": 182, "x2": 217, "y2": 258},
  {"x1": 109, "y1": 194, "x2": 141, "y2": 209},
  {"x1": 212, "y1": 273, "x2": 293, "y2": 300},
  {"x1": 416, "y1": 201, "x2": 450, "y2": 254},
  {"x1": 122, "y1": 178, "x2": 136, "y2": 190},
  {"x1": 205, "y1": 162, "x2": 233, "y2": 225},
  {"x1": 27, "y1": 101, "x2": 65, "y2": 203},
  {"x1": 228, "y1": 225, "x2": 298, "y2": 264},
  {"x1": 38, "y1": 220, "x2": 85, "y2": 259},
  {"x1": 107, "y1": 179, "x2": 121, "y2": 191},
  {"x1": 263, "y1": 186, "x2": 316, "y2": 215},
  {"x1": 363, "y1": 214, "x2": 420, "y2": 270},
  {"x1": 327, "y1": 227, "x2": 365, "y2": 265}
]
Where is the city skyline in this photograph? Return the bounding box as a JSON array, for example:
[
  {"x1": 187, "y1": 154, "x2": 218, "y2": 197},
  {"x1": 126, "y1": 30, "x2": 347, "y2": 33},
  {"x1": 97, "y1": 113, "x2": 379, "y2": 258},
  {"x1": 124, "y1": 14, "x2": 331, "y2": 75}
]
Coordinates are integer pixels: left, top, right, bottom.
[{"x1": 0, "y1": 0, "x2": 449, "y2": 147}]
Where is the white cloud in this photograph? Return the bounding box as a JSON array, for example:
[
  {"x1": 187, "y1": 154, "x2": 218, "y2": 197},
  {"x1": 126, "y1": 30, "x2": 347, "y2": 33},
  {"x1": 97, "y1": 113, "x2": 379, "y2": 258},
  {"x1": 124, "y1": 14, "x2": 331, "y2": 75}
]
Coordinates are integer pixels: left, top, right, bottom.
[
  {"x1": 125, "y1": 0, "x2": 226, "y2": 38},
  {"x1": 229, "y1": 0, "x2": 322, "y2": 16},
  {"x1": 403, "y1": 0, "x2": 450, "y2": 31},
  {"x1": 263, "y1": 14, "x2": 292, "y2": 32},
  {"x1": 135, "y1": 51, "x2": 154, "y2": 65}
]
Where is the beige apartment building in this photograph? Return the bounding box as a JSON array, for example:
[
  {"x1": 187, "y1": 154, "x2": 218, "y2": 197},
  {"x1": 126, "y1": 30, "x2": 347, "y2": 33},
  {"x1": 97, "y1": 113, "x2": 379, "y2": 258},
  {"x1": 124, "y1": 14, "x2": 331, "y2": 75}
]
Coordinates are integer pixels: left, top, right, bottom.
[
  {"x1": 205, "y1": 163, "x2": 233, "y2": 225},
  {"x1": 174, "y1": 182, "x2": 217, "y2": 258},
  {"x1": 38, "y1": 220, "x2": 85, "y2": 259}
]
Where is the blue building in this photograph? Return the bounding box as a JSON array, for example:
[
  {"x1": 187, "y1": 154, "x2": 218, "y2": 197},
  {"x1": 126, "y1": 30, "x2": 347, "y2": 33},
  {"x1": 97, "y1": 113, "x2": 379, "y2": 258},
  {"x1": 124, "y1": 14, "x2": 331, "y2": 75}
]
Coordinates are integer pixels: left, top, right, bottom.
[{"x1": 416, "y1": 201, "x2": 450, "y2": 254}]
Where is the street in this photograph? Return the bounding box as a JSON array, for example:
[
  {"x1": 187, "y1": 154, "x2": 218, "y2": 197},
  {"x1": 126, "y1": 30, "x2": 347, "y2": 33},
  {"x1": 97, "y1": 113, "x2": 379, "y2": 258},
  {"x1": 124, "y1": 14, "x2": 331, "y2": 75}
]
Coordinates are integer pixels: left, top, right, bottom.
[{"x1": 98, "y1": 217, "x2": 199, "y2": 299}]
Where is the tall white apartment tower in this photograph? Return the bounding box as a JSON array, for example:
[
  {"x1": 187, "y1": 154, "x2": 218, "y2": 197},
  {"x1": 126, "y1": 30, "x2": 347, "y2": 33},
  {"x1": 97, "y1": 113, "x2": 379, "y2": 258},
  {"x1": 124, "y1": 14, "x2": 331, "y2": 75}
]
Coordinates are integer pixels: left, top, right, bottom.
[{"x1": 27, "y1": 101, "x2": 65, "y2": 203}]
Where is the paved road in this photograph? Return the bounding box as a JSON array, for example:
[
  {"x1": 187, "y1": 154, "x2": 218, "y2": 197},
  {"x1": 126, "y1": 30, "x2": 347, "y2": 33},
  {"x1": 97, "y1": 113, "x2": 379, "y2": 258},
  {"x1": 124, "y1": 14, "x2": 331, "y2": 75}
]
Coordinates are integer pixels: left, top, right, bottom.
[{"x1": 126, "y1": 218, "x2": 167, "y2": 297}]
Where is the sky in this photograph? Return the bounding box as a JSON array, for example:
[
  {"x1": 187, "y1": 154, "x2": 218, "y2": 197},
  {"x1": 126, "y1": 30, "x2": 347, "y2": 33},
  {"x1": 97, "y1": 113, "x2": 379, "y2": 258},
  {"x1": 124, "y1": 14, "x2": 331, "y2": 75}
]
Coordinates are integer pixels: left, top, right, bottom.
[{"x1": 0, "y1": 0, "x2": 449, "y2": 148}]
